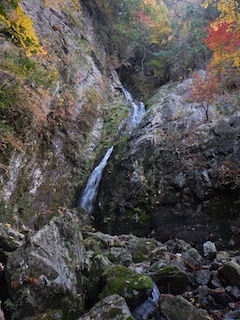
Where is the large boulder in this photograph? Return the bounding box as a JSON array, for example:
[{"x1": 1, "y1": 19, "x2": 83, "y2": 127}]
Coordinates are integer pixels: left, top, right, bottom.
[
  {"x1": 5, "y1": 211, "x2": 86, "y2": 320},
  {"x1": 78, "y1": 294, "x2": 134, "y2": 320},
  {"x1": 99, "y1": 265, "x2": 154, "y2": 311},
  {"x1": 160, "y1": 295, "x2": 213, "y2": 320}
]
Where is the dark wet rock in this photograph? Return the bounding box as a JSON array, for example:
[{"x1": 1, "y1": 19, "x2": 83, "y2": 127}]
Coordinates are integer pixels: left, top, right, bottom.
[
  {"x1": 160, "y1": 294, "x2": 213, "y2": 320},
  {"x1": 149, "y1": 264, "x2": 189, "y2": 294},
  {"x1": 219, "y1": 261, "x2": 240, "y2": 287},
  {"x1": 78, "y1": 294, "x2": 134, "y2": 320},
  {"x1": 224, "y1": 305, "x2": 240, "y2": 320},
  {"x1": 83, "y1": 248, "x2": 112, "y2": 304},
  {"x1": 5, "y1": 211, "x2": 85, "y2": 319},
  {"x1": 23, "y1": 310, "x2": 64, "y2": 320},
  {"x1": 211, "y1": 288, "x2": 232, "y2": 307},
  {"x1": 99, "y1": 265, "x2": 154, "y2": 311},
  {"x1": 195, "y1": 270, "x2": 211, "y2": 286},
  {"x1": 181, "y1": 248, "x2": 202, "y2": 269}
]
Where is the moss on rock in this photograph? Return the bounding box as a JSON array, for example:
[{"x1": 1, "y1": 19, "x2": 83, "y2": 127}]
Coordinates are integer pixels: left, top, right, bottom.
[{"x1": 99, "y1": 265, "x2": 154, "y2": 310}]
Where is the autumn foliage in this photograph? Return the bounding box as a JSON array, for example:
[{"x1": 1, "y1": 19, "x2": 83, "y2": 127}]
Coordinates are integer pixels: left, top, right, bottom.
[
  {"x1": 205, "y1": 22, "x2": 240, "y2": 71},
  {"x1": 0, "y1": 5, "x2": 45, "y2": 57},
  {"x1": 189, "y1": 71, "x2": 219, "y2": 121},
  {"x1": 203, "y1": 0, "x2": 239, "y2": 85}
]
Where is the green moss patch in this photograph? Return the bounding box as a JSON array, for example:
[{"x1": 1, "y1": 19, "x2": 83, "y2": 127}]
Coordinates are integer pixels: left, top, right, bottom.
[{"x1": 99, "y1": 265, "x2": 154, "y2": 302}]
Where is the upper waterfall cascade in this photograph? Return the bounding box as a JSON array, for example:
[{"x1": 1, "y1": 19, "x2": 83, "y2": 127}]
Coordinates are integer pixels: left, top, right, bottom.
[
  {"x1": 122, "y1": 87, "x2": 146, "y2": 132},
  {"x1": 79, "y1": 88, "x2": 146, "y2": 213}
]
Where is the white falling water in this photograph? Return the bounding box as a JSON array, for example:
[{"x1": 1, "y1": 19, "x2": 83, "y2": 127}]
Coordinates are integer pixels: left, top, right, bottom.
[
  {"x1": 132, "y1": 283, "x2": 161, "y2": 320},
  {"x1": 78, "y1": 146, "x2": 114, "y2": 213},
  {"x1": 78, "y1": 88, "x2": 145, "y2": 214},
  {"x1": 122, "y1": 87, "x2": 146, "y2": 132}
]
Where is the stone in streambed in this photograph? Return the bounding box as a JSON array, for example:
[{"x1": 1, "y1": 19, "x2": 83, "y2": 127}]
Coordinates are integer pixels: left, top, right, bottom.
[
  {"x1": 160, "y1": 294, "x2": 213, "y2": 320},
  {"x1": 150, "y1": 264, "x2": 189, "y2": 294},
  {"x1": 99, "y1": 265, "x2": 154, "y2": 310},
  {"x1": 78, "y1": 294, "x2": 134, "y2": 320},
  {"x1": 219, "y1": 261, "x2": 240, "y2": 287}
]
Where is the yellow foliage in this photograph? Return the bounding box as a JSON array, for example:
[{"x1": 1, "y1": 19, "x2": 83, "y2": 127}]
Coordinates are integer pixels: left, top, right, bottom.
[
  {"x1": 0, "y1": 5, "x2": 45, "y2": 57},
  {"x1": 203, "y1": 0, "x2": 239, "y2": 25},
  {"x1": 44, "y1": 0, "x2": 81, "y2": 12},
  {"x1": 143, "y1": 0, "x2": 172, "y2": 45}
]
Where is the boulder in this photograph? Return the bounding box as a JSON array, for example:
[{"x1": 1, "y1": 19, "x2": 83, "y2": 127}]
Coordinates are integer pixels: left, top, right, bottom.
[
  {"x1": 5, "y1": 211, "x2": 86, "y2": 320},
  {"x1": 181, "y1": 248, "x2": 202, "y2": 269},
  {"x1": 219, "y1": 261, "x2": 240, "y2": 287},
  {"x1": 99, "y1": 265, "x2": 154, "y2": 310},
  {"x1": 160, "y1": 294, "x2": 213, "y2": 320},
  {"x1": 78, "y1": 294, "x2": 134, "y2": 320},
  {"x1": 150, "y1": 264, "x2": 189, "y2": 294}
]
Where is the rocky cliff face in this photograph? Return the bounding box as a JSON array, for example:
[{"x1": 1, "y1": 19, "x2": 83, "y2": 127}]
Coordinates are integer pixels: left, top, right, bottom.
[
  {"x1": 0, "y1": 0, "x2": 124, "y2": 227},
  {"x1": 94, "y1": 77, "x2": 240, "y2": 248}
]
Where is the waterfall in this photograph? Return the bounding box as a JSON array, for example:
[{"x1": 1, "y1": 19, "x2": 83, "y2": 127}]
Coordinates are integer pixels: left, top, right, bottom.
[
  {"x1": 78, "y1": 88, "x2": 145, "y2": 214},
  {"x1": 78, "y1": 146, "x2": 114, "y2": 213},
  {"x1": 132, "y1": 284, "x2": 161, "y2": 320},
  {"x1": 122, "y1": 87, "x2": 146, "y2": 132}
]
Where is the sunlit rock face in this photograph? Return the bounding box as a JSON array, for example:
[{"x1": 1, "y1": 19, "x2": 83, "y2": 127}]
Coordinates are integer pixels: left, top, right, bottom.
[
  {"x1": 94, "y1": 78, "x2": 240, "y2": 248},
  {"x1": 5, "y1": 210, "x2": 86, "y2": 319}
]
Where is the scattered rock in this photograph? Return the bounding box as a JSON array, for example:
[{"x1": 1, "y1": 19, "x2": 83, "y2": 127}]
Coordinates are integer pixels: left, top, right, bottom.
[
  {"x1": 181, "y1": 248, "x2": 202, "y2": 269},
  {"x1": 203, "y1": 241, "x2": 217, "y2": 256},
  {"x1": 99, "y1": 265, "x2": 154, "y2": 310},
  {"x1": 78, "y1": 294, "x2": 134, "y2": 320},
  {"x1": 195, "y1": 270, "x2": 211, "y2": 285},
  {"x1": 160, "y1": 294, "x2": 213, "y2": 320},
  {"x1": 219, "y1": 261, "x2": 240, "y2": 287},
  {"x1": 150, "y1": 264, "x2": 189, "y2": 294}
]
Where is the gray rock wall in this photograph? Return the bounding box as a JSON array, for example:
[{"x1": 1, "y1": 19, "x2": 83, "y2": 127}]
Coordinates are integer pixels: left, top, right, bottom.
[
  {"x1": 94, "y1": 78, "x2": 240, "y2": 247},
  {"x1": 0, "y1": 0, "x2": 123, "y2": 226}
]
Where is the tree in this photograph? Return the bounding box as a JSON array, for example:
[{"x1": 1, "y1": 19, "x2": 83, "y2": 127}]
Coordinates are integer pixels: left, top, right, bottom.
[
  {"x1": 205, "y1": 21, "x2": 240, "y2": 73},
  {"x1": 203, "y1": 0, "x2": 240, "y2": 83},
  {"x1": 189, "y1": 71, "x2": 219, "y2": 121}
]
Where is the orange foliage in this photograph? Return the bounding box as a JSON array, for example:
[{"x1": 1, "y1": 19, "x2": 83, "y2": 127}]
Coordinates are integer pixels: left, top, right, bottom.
[
  {"x1": 205, "y1": 21, "x2": 240, "y2": 71},
  {"x1": 203, "y1": 0, "x2": 239, "y2": 80},
  {"x1": 189, "y1": 71, "x2": 219, "y2": 121}
]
